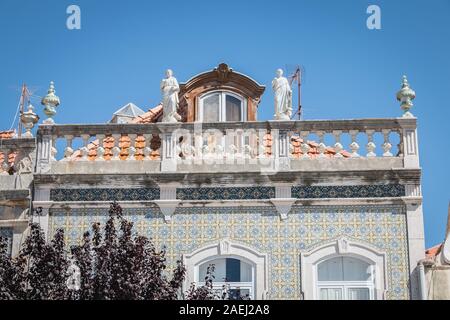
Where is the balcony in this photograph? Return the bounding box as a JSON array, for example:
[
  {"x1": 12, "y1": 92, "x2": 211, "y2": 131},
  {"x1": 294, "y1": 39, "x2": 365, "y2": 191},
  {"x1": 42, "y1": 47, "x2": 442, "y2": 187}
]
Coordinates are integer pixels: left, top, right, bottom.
[{"x1": 35, "y1": 117, "x2": 420, "y2": 175}]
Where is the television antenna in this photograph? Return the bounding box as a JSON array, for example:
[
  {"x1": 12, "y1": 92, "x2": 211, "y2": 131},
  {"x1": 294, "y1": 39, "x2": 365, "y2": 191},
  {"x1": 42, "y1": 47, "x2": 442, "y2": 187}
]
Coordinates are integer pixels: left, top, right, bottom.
[
  {"x1": 285, "y1": 65, "x2": 305, "y2": 120},
  {"x1": 8, "y1": 84, "x2": 41, "y2": 136}
]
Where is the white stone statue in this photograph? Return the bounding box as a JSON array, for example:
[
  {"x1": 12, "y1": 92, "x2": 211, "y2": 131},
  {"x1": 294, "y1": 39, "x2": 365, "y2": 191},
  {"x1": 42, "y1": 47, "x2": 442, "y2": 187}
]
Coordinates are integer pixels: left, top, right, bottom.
[
  {"x1": 272, "y1": 69, "x2": 292, "y2": 120},
  {"x1": 161, "y1": 69, "x2": 181, "y2": 122}
]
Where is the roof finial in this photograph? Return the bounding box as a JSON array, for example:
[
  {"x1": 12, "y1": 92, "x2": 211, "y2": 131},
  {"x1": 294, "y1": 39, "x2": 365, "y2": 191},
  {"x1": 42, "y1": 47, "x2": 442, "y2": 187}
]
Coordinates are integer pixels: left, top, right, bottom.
[
  {"x1": 20, "y1": 103, "x2": 39, "y2": 137},
  {"x1": 396, "y1": 75, "x2": 416, "y2": 117},
  {"x1": 41, "y1": 81, "x2": 60, "y2": 124}
]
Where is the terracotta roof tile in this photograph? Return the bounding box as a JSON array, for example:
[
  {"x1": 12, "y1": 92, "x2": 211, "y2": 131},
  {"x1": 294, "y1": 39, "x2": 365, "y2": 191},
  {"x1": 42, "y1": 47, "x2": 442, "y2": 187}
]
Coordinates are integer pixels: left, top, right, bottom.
[
  {"x1": 425, "y1": 244, "x2": 442, "y2": 259},
  {"x1": 0, "y1": 151, "x2": 18, "y2": 174},
  {"x1": 289, "y1": 136, "x2": 350, "y2": 159},
  {"x1": 131, "y1": 105, "x2": 163, "y2": 124},
  {"x1": 0, "y1": 130, "x2": 15, "y2": 139}
]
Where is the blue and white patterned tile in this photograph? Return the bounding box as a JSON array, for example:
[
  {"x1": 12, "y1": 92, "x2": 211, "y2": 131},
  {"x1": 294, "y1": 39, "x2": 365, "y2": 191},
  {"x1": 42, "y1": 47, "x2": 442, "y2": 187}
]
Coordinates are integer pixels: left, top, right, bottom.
[{"x1": 49, "y1": 204, "x2": 409, "y2": 300}]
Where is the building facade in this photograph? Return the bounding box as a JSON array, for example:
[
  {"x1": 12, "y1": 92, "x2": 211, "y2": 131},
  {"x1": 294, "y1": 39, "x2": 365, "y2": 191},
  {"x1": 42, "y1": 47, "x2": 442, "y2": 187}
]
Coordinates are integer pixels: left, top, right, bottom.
[{"x1": 0, "y1": 63, "x2": 425, "y2": 300}]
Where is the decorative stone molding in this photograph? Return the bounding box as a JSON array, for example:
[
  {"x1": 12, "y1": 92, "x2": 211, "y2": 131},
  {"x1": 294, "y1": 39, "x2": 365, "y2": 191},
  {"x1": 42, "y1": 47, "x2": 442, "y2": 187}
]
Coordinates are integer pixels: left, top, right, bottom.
[
  {"x1": 218, "y1": 239, "x2": 232, "y2": 255},
  {"x1": 154, "y1": 199, "x2": 180, "y2": 223},
  {"x1": 275, "y1": 184, "x2": 292, "y2": 198},
  {"x1": 269, "y1": 198, "x2": 296, "y2": 221},
  {"x1": 159, "y1": 184, "x2": 178, "y2": 200}
]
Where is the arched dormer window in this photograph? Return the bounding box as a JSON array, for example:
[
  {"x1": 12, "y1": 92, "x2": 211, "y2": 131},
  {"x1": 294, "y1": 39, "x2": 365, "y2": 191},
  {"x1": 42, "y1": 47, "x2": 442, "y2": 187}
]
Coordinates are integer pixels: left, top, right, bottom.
[
  {"x1": 198, "y1": 91, "x2": 246, "y2": 122},
  {"x1": 178, "y1": 63, "x2": 265, "y2": 122}
]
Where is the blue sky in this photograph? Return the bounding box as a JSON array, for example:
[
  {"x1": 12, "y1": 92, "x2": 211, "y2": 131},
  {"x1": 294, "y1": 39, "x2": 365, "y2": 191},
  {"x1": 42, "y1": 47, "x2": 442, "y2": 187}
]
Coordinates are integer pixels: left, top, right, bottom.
[{"x1": 0, "y1": 0, "x2": 449, "y2": 247}]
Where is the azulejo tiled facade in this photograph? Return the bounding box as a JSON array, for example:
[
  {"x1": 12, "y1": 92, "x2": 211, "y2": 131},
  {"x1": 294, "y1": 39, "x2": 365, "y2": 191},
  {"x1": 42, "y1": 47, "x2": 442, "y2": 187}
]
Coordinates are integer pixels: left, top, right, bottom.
[
  {"x1": 50, "y1": 188, "x2": 160, "y2": 201},
  {"x1": 48, "y1": 204, "x2": 409, "y2": 300},
  {"x1": 291, "y1": 184, "x2": 405, "y2": 199},
  {"x1": 0, "y1": 227, "x2": 13, "y2": 256}
]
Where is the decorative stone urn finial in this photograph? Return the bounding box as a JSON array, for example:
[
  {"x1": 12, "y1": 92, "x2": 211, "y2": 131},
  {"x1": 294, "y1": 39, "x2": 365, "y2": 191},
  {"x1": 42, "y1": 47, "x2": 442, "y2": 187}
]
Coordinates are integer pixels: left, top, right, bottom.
[
  {"x1": 20, "y1": 103, "x2": 39, "y2": 137},
  {"x1": 41, "y1": 81, "x2": 60, "y2": 124},
  {"x1": 396, "y1": 75, "x2": 416, "y2": 117}
]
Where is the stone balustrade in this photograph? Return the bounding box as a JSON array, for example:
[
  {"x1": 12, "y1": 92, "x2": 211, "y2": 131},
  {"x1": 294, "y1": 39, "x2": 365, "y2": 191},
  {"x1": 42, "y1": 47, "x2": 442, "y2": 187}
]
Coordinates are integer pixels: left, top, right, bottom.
[{"x1": 35, "y1": 118, "x2": 419, "y2": 174}]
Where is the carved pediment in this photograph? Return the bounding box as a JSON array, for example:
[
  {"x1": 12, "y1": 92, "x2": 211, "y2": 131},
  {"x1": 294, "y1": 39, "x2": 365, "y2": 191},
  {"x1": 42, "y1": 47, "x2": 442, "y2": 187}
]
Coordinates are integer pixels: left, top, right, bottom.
[{"x1": 215, "y1": 63, "x2": 233, "y2": 83}]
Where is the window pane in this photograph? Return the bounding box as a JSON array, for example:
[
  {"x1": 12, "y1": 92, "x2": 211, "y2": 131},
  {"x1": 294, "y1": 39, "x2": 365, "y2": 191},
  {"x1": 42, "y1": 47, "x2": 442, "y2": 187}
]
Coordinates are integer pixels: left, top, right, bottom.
[
  {"x1": 198, "y1": 258, "x2": 253, "y2": 283},
  {"x1": 318, "y1": 256, "x2": 371, "y2": 282},
  {"x1": 226, "y1": 258, "x2": 241, "y2": 282},
  {"x1": 199, "y1": 258, "x2": 226, "y2": 282},
  {"x1": 348, "y1": 288, "x2": 370, "y2": 300},
  {"x1": 226, "y1": 95, "x2": 242, "y2": 122},
  {"x1": 320, "y1": 288, "x2": 343, "y2": 300},
  {"x1": 240, "y1": 260, "x2": 252, "y2": 282},
  {"x1": 343, "y1": 257, "x2": 371, "y2": 281},
  {"x1": 203, "y1": 93, "x2": 220, "y2": 122},
  {"x1": 318, "y1": 257, "x2": 344, "y2": 281}
]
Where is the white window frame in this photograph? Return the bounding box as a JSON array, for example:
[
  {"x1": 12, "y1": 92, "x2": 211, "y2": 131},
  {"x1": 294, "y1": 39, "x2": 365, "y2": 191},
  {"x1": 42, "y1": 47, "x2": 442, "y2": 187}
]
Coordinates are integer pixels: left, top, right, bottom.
[
  {"x1": 300, "y1": 237, "x2": 388, "y2": 300},
  {"x1": 183, "y1": 239, "x2": 269, "y2": 300},
  {"x1": 196, "y1": 258, "x2": 255, "y2": 299},
  {"x1": 316, "y1": 257, "x2": 376, "y2": 300},
  {"x1": 197, "y1": 91, "x2": 247, "y2": 122}
]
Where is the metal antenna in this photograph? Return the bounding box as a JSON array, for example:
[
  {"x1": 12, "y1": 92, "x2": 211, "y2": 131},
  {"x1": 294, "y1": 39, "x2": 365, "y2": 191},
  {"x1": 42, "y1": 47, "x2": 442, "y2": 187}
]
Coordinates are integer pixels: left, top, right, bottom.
[
  {"x1": 286, "y1": 65, "x2": 304, "y2": 120},
  {"x1": 17, "y1": 84, "x2": 32, "y2": 138}
]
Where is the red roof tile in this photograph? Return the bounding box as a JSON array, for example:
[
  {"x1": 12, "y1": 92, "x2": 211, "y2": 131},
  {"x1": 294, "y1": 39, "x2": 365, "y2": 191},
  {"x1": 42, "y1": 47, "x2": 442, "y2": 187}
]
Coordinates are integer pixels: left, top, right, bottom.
[
  {"x1": 425, "y1": 244, "x2": 442, "y2": 259},
  {"x1": 0, "y1": 130, "x2": 15, "y2": 139}
]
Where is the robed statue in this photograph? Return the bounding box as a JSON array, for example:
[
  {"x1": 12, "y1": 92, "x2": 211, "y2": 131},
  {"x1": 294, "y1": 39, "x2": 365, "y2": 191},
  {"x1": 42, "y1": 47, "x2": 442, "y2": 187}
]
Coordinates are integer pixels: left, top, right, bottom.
[
  {"x1": 272, "y1": 69, "x2": 292, "y2": 120},
  {"x1": 161, "y1": 69, "x2": 181, "y2": 122}
]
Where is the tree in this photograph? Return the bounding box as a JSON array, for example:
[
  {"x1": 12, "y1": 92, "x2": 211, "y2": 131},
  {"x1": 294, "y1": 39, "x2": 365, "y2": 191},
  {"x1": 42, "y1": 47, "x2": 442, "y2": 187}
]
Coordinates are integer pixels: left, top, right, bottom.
[
  {"x1": 69, "y1": 201, "x2": 186, "y2": 300},
  {"x1": 0, "y1": 223, "x2": 69, "y2": 299},
  {"x1": 0, "y1": 202, "x2": 248, "y2": 300}
]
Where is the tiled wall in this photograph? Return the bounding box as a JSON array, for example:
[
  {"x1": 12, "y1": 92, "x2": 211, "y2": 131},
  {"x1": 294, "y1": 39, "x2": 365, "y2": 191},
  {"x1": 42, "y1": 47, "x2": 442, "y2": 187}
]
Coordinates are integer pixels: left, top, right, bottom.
[
  {"x1": 49, "y1": 204, "x2": 409, "y2": 300},
  {"x1": 0, "y1": 227, "x2": 13, "y2": 256}
]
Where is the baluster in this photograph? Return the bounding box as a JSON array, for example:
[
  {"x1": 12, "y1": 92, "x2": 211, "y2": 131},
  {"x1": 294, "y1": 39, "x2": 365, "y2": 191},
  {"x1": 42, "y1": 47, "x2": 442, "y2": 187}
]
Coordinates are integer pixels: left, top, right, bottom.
[
  {"x1": 80, "y1": 134, "x2": 90, "y2": 161},
  {"x1": 225, "y1": 129, "x2": 236, "y2": 163},
  {"x1": 143, "y1": 134, "x2": 152, "y2": 160},
  {"x1": 349, "y1": 130, "x2": 360, "y2": 158},
  {"x1": 382, "y1": 129, "x2": 393, "y2": 157},
  {"x1": 50, "y1": 136, "x2": 57, "y2": 161},
  {"x1": 1, "y1": 150, "x2": 10, "y2": 175},
  {"x1": 317, "y1": 131, "x2": 326, "y2": 159},
  {"x1": 194, "y1": 130, "x2": 204, "y2": 163},
  {"x1": 154, "y1": 133, "x2": 162, "y2": 160},
  {"x1": 63, "y1": 135, "x2": 74, "y2": 161},
  {"x1": 255, "y1": 129, "x2": 265, "y2": 159},
  {"x1": 366, "y1": 130, "x2": 376, "y2": 157},
  {"x1": 333, "y1": 130, "x2": 343, "y2": 158},
  {"x1": 96, "y1": 134, "x2": 105, "y2": 161},
  {"x1": 299, "y1": 131, "x2": 310, "y2": 159},
  {"x1": 397, "y1": 130, "x2": 404, "y2": 157},
  {"x1": 128, "y1": 134, "x2": 137, "y2": 161},
  {"x1": 111, "y1": 134, "x2": 121, "y2": 160}
]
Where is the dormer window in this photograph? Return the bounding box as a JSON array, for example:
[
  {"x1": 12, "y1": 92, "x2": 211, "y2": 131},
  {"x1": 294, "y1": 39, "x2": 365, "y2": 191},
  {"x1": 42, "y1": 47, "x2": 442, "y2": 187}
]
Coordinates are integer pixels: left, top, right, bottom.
[{"x1": 198, "y1": 91, "x2": 246, "y2": 122}]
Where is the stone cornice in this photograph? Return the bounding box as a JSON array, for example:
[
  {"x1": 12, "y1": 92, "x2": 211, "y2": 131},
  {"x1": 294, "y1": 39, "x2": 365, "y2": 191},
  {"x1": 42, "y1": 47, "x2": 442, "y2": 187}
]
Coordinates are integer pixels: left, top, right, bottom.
[{"x1": 32, "y1": 169, "x2": 421, "y2": 188}]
